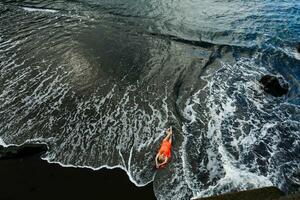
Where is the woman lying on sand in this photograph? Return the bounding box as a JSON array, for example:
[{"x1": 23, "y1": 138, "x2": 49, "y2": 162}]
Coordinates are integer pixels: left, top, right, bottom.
[{"x1": 155, "y1": 127, "x2": 173, "y2": 169}]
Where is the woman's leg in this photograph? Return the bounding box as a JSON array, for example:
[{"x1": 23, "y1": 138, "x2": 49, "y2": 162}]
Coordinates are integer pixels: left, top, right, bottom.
[{"x1": 164, "y1": 127, "x2": 173, "y2": 143}]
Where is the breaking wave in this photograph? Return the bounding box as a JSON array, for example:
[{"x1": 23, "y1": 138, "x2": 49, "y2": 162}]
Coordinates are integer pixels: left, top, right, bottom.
[{"x1": 0, "y1": 1, "x2": 300, "y2": 199}]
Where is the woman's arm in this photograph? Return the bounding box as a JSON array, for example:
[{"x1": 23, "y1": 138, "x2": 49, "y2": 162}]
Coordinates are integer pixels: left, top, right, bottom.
[
  {"x1": 155, "y1": 154, "x2": 160, "y2": 168},
  {"x1": 163, "y1": 127, "x2": 173, "y2": 141},
  {"x1": 158, "y1": 157, "x2": 168, "y2": 168}
]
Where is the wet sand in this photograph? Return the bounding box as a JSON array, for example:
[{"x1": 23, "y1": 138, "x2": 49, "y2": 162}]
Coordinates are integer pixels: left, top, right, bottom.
[{"x1": 0, "y1": 145, "x2": 155, "y2": 200}]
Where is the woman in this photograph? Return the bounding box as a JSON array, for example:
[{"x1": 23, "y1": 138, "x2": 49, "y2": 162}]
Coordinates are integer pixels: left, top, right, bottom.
[{"x1": 155, "y1": 127, "x2": 173, "y2": 169}]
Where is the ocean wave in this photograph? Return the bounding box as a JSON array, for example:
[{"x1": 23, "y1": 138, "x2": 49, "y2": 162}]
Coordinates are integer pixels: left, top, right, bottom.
[
  {"x1": 21, "y1": 6, "x2": 58, "y2": 13},
  {"x1": 0, "y1": 1, "x2": 300, "y2": 200},
  {"x1": 182, "y1": 57, "x2": 300, "y2": 198}
]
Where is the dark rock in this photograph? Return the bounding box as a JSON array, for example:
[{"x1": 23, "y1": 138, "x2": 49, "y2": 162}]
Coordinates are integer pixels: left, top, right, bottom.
[
  {"x1": 193, "y1": 186, "x2": 285, "y2": 200},
  {"x1": 297, "y1": 43, "x2": 300, "y2": 54},
  {"x1": 259, "y1": 75, "x2": 289, "y2": 97}
]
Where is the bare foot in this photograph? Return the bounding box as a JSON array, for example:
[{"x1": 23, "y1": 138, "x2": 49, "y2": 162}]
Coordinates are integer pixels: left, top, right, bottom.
[{"x1": 166, "y1": 127, "x2": 172, "y2": 135}]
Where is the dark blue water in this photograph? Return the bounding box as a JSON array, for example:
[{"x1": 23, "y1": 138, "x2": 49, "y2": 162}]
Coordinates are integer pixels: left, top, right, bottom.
[{"x1": 0, "y1": 1, "x2": 299, "y2": 199}]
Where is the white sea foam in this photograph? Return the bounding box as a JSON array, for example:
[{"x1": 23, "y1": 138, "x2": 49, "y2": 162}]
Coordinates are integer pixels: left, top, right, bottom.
[
  {"x1": 0, "y1": 137, "x2": 7, "y2": 147},
  {"x1": 1, "y1": 11, "x2": 299, "y2": 199},
  {"x1": 22, "y1": 7, "x2": 58, "y2": 13},
  {"x1": 182, "y1": 56, "x2": 300, "y2": 199},
  {"x1": 278, "y1": 46, "x2": 300, "y2": 61},
  {"x1": 295, "y1": 52, "x2": 300, "y2": 60},
  {"x1": 41, "y1": 157, "x2": 154, "y2": 187}
]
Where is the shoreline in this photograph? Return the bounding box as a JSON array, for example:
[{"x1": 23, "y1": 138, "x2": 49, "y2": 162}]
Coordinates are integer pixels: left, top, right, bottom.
[
  {"x1": 0, "y1": 144, "x2": 156, "y2": 200},
  {"x1": 1, "y1": 143, "x2": 299, "y2": 200}
]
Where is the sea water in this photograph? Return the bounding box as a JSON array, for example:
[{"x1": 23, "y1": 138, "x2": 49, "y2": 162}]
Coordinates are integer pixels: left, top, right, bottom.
[{"x1": 0, "y1": 1, "x2": 299, "y2": 199}]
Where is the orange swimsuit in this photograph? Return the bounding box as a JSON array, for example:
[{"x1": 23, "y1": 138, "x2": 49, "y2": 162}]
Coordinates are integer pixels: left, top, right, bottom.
[{"x1": 159, "y1": 139, "x2": 171, "y2": 158}]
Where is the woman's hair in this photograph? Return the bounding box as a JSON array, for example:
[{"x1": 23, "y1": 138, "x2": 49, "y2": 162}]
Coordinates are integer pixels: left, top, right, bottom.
[{"x1": 158, "y1": 154, "x2": 165, "y2": 164}]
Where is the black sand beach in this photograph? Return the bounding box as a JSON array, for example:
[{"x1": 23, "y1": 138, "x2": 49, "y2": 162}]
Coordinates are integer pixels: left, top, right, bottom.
[
  {"x1": 0, "y1": 145, "x2": 155, "y2": 200},
  {"x1": 1, "y1": 1, "x2": 300, "y2": 199}
]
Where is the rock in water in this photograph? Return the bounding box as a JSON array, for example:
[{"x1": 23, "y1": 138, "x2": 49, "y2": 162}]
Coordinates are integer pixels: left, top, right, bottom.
[
  {"x1": 297, "y1": 43, "x2": 300, "y2": 53},
  {"x1": 259, "y1": 75, "x2": 289, "y2": 97}
]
